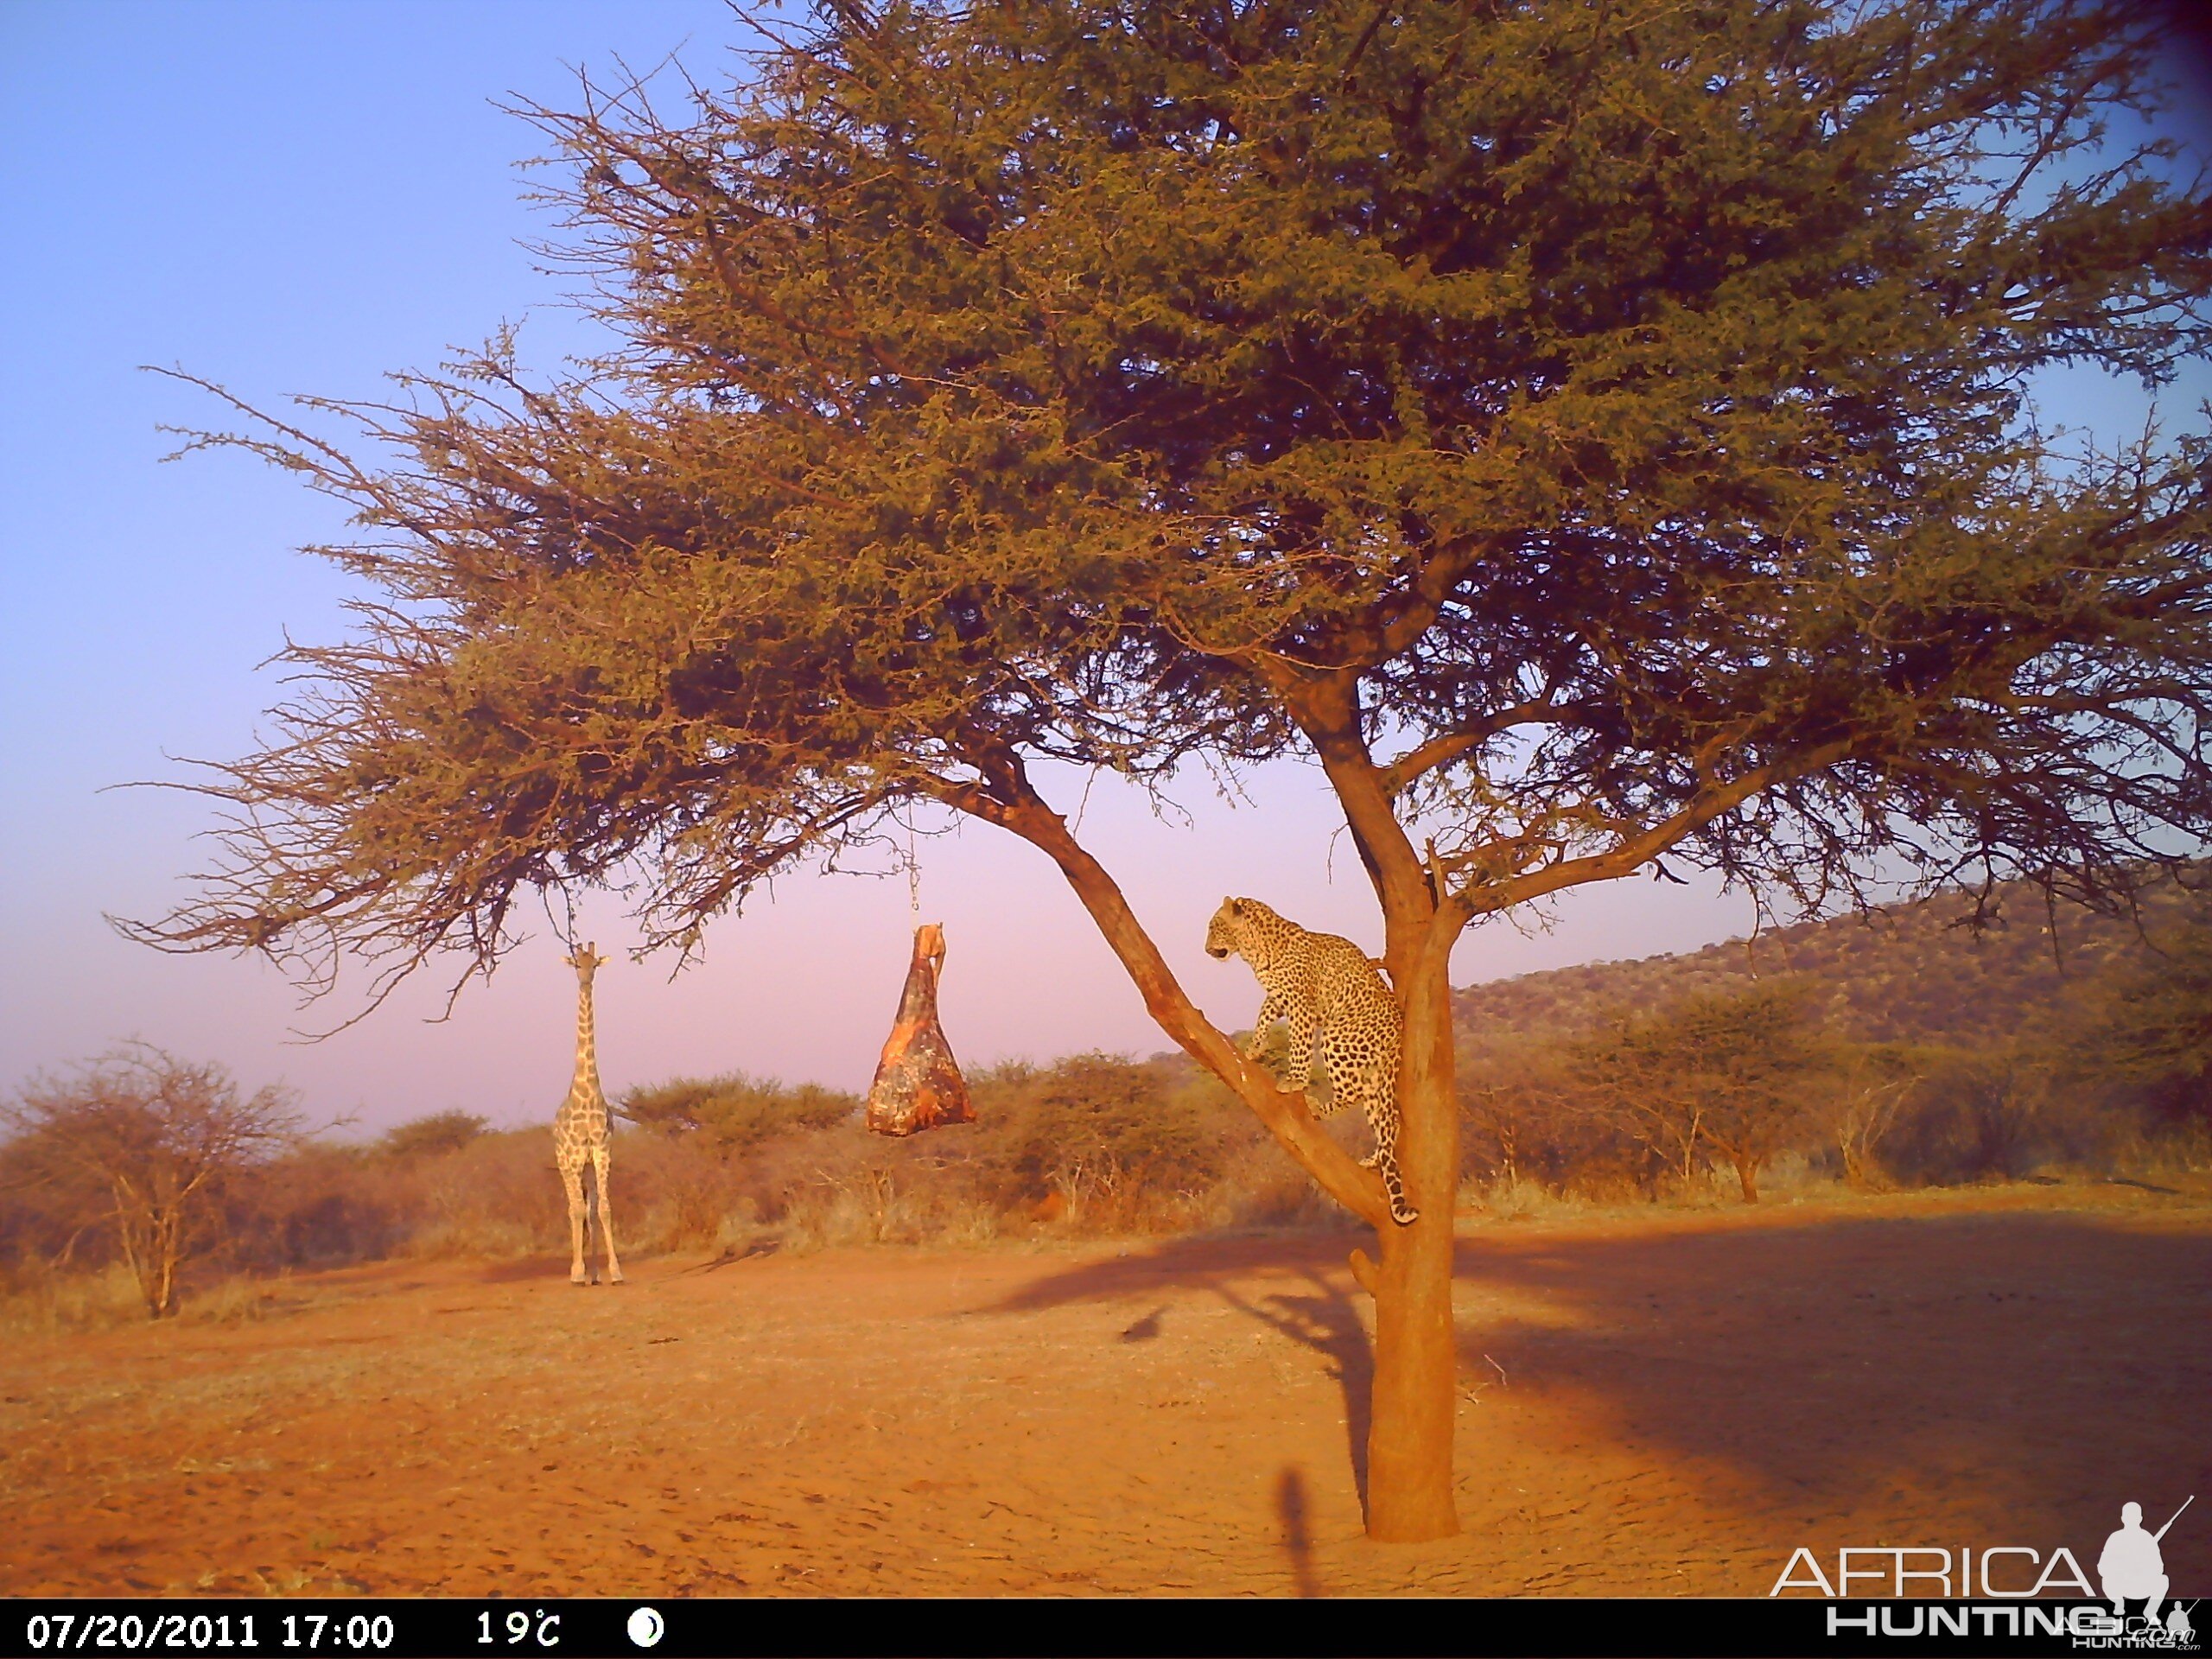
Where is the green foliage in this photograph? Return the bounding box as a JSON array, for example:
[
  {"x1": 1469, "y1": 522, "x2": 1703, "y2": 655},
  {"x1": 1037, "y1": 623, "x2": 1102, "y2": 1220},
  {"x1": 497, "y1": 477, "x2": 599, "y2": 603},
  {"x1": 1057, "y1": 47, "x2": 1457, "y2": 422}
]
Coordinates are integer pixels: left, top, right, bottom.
[
  {"x1": 125, "y1": 0, "x2": 2212, "y2": 1028},
  {"x1": 993, "y1": 1054, "x2": 1227, "y2": 1216},
  {"x1": 618, "y1": 1071, "x2": 857, "y2": 1148},
  {"x1": 377, "y1": 1109, "x2": 487, "y2": 1160},
  {"x1": 1574, "y1": 982, "x2": 1829, "y2": 1200}
]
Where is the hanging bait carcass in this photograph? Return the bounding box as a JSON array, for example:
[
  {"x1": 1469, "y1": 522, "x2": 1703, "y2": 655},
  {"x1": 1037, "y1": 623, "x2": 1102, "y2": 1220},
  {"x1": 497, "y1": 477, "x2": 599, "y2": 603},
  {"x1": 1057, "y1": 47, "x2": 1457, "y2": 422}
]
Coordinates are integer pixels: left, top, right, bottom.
[{"x1": 865, "y1": 922, "x2": 974, "y2": 1135}]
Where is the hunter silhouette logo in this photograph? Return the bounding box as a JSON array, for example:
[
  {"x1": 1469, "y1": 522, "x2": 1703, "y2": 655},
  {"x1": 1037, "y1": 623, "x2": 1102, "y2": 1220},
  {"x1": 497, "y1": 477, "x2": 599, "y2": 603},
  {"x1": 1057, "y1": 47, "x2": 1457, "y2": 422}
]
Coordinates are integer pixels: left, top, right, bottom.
[
  {"x1": 2101, "y1": 1497, "x2": 2191, "y2": 1629},
  {"x1": 1770, "y1": 1492, "x2": 2196, "y2": 1633}
]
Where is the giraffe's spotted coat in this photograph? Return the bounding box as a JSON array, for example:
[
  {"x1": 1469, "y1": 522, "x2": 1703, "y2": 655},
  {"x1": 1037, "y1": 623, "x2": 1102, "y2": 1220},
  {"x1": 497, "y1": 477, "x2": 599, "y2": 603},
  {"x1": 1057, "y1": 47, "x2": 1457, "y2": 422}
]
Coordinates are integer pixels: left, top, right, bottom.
[{"x1": 555, "y1": 944, "x2": 624, "y2": 1286}]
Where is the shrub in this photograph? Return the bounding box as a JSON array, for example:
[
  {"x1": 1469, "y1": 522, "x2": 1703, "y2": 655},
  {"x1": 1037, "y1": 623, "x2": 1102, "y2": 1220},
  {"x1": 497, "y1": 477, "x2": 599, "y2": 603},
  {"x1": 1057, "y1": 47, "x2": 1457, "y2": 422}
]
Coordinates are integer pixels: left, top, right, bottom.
[
  {"x1": 377, "y1": 1110, "x2": 488, "y2": 1160},
  {"x1": 990, "y1": 1054, "x2": 1230, "y2": 1228},
  {"x1": 0, "y1": 1046, "x2": 303, "y2": 1318},
  {"x1": 620, "y1": 1072, "x2": 857, "y2": 1149}
]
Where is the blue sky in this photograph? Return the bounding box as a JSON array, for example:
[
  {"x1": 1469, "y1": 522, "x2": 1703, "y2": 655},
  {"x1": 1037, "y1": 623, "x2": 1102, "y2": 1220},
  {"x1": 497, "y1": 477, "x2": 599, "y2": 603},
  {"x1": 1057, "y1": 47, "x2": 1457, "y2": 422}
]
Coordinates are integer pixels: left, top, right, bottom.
[{"x1": 2, "y1": 2, "x2": 2207, "y2": 1135}]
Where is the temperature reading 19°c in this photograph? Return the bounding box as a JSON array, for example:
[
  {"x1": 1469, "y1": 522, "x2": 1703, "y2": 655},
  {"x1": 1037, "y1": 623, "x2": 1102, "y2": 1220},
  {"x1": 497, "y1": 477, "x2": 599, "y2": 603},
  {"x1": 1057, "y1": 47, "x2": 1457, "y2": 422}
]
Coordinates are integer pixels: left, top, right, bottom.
[{"x1": 480, "y1": 1610, "x2": 562, "y2": 1648}]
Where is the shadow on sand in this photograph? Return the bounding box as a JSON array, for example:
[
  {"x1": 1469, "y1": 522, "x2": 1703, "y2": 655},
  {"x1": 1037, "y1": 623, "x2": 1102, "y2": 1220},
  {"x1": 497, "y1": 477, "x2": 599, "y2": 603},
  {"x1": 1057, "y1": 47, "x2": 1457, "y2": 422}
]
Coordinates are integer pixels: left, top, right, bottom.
[
  {"x1": 979, "y1": 1209, "x2": 2212, "y2": 1582},
  {"x1": 1275, "y1": 1465, "x2": 1323, "y2": 1596}
]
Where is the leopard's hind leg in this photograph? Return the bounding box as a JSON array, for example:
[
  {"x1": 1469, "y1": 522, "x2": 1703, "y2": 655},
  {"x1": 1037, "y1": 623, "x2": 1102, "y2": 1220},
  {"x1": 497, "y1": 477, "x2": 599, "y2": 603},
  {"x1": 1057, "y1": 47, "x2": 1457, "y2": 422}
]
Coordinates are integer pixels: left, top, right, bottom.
[
  {"x1": 1321, "y1": 1033, "x2": 1417, "y2": 1224},
  {"x1": 1289, "y1": 1000, "x2": 1338, "y2": 1116},
  {"x1": 1319, "y1": 1029, "x2": 1384, "y2": 1149}
]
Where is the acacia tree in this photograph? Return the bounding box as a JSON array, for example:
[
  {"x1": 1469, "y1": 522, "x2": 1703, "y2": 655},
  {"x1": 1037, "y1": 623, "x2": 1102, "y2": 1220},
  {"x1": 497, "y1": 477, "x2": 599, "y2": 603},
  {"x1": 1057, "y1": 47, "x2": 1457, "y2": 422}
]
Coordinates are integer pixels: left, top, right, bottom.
[
  {"x1": 125, "y1": 0, "x2": 2212, "y2": 1538},
  {"x1": 1824, "y1": 1041, "x2": 1926, "y2": 1187},
  {"x1": 2, "y1": 1047, "x2": 303, "y2": 1319},
  {"x1": 1579, "y1": 984, "x2": 1827, "y2": 1201}
]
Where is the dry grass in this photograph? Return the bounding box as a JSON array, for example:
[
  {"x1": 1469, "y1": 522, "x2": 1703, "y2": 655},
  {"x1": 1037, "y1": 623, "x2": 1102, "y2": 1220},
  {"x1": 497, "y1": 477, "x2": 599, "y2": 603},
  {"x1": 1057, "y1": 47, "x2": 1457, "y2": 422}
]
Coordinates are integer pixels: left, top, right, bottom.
[{"x1": 0, "y1": 1262, "x2": 346, "y2": 1335}]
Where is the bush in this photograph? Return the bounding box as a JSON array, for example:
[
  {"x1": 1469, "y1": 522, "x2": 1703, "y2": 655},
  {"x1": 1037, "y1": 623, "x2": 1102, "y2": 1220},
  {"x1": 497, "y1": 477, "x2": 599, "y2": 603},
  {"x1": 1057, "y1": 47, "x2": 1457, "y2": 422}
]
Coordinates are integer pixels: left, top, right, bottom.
[
  {"x1": 378, "y1": 1110, "x2": 488, "y2": 1160},
  {"x1": 1459, "y1": 1036, "x2": 1662, "y2": 1202},
  {"x1": 0, "y1": 1046, "x2": 304, "y2": 1318},
  {"x1": 620, "y1": 1072, "x2": 856, "y2": 1148},
  {"x1": 989, "y1": 1054, "x2": 1227, "y2": 1226}
]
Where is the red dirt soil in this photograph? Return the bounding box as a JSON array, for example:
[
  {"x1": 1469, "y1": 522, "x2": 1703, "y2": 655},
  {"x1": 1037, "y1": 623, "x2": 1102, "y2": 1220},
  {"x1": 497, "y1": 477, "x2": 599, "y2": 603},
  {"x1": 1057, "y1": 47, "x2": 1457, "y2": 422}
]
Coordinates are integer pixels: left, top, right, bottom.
[{"x1": 3, "y1": 1185, "x2": 2206, "y2": 1598}]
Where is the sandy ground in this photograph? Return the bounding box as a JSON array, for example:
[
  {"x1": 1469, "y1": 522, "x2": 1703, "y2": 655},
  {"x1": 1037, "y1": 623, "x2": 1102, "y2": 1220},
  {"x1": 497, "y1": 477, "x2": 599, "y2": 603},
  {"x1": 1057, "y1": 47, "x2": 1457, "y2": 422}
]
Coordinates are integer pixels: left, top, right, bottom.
[{"x1": 2, "y1": 1185, "x2": 2206, "y2": 1599}]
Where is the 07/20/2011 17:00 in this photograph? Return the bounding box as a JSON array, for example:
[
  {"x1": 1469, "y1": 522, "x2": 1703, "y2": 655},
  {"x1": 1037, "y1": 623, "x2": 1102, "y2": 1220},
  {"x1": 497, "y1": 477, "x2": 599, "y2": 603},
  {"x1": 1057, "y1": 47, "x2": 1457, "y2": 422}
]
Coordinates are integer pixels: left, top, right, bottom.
[{"x1": 22, "y1": 1613, "x2": 402, "y2": 1652}]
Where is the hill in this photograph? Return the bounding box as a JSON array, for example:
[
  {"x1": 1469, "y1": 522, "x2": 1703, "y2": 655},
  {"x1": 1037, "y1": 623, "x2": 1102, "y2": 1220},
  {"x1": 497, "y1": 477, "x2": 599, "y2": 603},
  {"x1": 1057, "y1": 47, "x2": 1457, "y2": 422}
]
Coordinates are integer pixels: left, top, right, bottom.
[{"x1": 1452, "y1": 868, "x2": 2205, "y2": 1049}]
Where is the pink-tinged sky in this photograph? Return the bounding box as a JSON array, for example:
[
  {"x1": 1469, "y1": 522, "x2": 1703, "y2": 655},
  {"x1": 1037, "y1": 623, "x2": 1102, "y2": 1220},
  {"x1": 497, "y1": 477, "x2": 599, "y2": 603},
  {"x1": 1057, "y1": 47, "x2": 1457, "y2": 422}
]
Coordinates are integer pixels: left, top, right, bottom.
[{"x1": 3, "y1": 3, "x2": 2207, "y2": 1136}]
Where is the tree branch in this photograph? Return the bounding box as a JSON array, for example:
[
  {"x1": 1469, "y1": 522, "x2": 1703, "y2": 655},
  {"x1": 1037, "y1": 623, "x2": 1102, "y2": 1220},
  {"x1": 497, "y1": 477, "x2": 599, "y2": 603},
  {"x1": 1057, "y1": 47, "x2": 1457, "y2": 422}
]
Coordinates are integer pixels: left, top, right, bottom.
[
  {"x1": 1379, "y1": 697, "x2": 1580, "y2": 798},
  {"x1": 1468, "y1": 741, "x2": 1855, "y2": 918},
  {"x1": 916, "y1": 758, "x2": 1392, "y2": 1229}
]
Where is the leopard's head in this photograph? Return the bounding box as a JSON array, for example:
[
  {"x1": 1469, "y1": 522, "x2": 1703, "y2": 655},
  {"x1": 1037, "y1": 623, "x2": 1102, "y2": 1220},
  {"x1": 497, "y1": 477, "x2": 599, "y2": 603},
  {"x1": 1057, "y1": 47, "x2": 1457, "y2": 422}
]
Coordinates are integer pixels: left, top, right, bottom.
[{"x1": 1205, "y1": 897, "x2": 1250, "y2": 959}]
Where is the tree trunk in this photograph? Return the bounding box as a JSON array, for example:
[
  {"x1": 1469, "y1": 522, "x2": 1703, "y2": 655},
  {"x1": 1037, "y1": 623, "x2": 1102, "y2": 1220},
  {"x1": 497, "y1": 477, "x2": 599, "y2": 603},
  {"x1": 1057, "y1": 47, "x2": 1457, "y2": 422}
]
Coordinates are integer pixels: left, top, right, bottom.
[
  {"x1": 981, "y1": 778, "x2": 1460, "y2": 1541},
  {"x1": 1354, "y1": 940, "x2": 1462, "y2": 1541},
  {"x1": 153, "y1": 1208, "x2": 181, "y2": 1319},
  {"x1": 1732, "y1": 1152, "x2": 1760, "y2": 1204}
]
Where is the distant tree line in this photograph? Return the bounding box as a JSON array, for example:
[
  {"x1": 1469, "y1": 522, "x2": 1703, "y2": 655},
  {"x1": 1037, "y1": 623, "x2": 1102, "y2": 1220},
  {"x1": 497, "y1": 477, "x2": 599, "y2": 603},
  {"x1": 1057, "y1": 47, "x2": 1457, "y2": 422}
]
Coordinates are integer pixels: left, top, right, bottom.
[
  {"x1": 0, "y1": 1048, "x2": 1363, "y2": 1320},
  {"x1": 1459, "y1": 899, "x2": 2212, "y2": 1201},
  {"x1": 5, "y1": 890, "x2": 2205, "y2": 1319}
]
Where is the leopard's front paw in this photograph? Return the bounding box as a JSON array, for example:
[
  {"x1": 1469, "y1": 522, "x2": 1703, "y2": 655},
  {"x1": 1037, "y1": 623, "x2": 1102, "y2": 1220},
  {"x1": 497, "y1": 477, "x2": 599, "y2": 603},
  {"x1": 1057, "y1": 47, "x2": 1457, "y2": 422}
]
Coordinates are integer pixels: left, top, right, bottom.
[{"x1": 1356, "y1": 1149, "x2": 1382, "y2": 1169}]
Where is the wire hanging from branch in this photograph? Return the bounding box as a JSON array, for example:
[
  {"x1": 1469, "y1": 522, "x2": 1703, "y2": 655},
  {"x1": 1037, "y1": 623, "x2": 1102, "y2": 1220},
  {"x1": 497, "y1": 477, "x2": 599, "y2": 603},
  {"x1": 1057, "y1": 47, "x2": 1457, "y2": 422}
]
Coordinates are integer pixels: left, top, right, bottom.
[{"x1": 905, "y1": 810, "x2": 920, "y2": 918}]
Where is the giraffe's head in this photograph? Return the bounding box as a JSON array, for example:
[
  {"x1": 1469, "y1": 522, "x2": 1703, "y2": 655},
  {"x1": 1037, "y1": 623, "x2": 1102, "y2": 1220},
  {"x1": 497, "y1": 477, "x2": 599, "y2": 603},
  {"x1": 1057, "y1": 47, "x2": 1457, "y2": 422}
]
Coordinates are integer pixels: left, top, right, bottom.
[{"x1": 564, "y1": 941, "x2": 607, "y2": 984}]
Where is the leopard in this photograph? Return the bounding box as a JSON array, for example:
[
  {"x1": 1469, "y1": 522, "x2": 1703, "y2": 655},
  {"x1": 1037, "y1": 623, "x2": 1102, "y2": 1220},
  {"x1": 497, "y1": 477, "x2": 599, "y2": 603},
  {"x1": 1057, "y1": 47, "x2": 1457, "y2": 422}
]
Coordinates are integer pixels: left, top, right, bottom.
[{"x1": 1204, "y1": 896, "x2": 1415, "y2": 1225}]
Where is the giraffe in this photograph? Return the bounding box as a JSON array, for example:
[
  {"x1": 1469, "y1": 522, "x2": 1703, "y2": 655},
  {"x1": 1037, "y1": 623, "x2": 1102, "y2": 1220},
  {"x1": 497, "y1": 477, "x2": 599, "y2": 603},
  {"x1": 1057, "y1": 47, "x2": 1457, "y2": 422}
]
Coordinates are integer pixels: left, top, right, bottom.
[{"x1": 555, "y1": 942, "x2": 624, "y2": 1287}]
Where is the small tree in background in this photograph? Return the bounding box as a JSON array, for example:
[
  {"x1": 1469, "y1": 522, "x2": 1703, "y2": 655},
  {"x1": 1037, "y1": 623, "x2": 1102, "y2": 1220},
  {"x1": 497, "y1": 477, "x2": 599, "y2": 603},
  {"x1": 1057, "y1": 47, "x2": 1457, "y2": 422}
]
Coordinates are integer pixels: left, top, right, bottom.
[
  {"x1": 1000, "y1": 1054, "x2": 1223, "y2": 1225},
  {"x1": 1460, "y1": 1034, "x2": 1587, "y2": 1194},
  {"x1": 1823, "y1": 1042, "x2": 1926, "y2": 1188},
  {"x1": 1955, "y1": 1042, "x2": 2055, "y2": 1179},
  {"x1": 1, "y1": 1047, "x2": 303, "y2": 1319},
  {"x1": 122, "y1": 1, "x2": 2212, "y2": 1538},
  {"x1": 1579, "y1": 984, "x2": 1827, "y2": 1201},
  {"x1": 620, "y1": 1071, "x2": 857, "y2": 1149},
  {"x1": 377, "y1": 1109, "x2": 489, "y2": 1160}
]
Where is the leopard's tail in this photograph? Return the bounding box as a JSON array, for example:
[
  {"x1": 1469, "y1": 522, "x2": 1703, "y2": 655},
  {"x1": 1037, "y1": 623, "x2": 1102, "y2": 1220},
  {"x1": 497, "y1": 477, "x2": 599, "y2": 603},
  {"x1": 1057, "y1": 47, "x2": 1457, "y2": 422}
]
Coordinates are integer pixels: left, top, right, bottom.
[{"x1": 1377, "y1": 1143, "x2": 1418, "y2": 1226}]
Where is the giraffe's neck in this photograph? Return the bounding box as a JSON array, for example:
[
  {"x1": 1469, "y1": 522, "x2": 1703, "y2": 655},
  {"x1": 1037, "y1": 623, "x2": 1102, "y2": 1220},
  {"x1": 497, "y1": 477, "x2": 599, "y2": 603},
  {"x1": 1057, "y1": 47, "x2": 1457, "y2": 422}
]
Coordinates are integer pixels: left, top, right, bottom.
[{"x1": 570, "y1": 977, "x2": 604, "y2": 1104}]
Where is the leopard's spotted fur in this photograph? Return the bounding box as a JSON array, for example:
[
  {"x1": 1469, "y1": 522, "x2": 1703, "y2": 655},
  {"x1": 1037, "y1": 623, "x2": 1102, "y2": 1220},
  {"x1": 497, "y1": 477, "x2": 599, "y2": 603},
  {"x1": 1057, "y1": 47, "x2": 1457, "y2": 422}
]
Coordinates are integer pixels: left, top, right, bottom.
[{"x1": 1205, "y1": 896, "x2": 1415, "y2": 1225}]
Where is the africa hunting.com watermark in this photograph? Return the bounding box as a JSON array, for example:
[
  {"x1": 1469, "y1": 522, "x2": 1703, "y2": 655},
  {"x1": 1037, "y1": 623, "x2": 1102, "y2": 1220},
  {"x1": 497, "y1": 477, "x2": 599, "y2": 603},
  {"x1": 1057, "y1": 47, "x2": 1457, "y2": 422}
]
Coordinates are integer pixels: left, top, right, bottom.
[{"x1": 1769, "y1": 1497, "x2": 2196, "y2": 1649}]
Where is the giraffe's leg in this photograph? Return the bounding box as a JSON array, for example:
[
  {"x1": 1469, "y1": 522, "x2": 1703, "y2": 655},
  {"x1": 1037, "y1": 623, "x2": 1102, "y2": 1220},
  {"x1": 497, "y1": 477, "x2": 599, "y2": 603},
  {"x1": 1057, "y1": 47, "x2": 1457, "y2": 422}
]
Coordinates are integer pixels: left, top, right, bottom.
[
  {"x1": 582, "y1": 1171, "x2": 601, "y2": 1287},
  {"x1": 560, "y1": 1161, "x2": 590, "y2": 1285},
  {"x1": 593, "y1": 1144, "x2": 624, "y2": 1285}
]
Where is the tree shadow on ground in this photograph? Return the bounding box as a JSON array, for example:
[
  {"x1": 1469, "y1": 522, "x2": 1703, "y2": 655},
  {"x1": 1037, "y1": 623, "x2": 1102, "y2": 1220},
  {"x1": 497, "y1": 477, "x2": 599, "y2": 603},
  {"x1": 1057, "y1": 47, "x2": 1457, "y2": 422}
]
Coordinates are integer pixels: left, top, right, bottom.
[
  {"x1": 987, "y1": 1230, "x2": 1376, "y2": 1516},
  {"x1": 1216, "y1": 1266, "x2": 1373, "y2": 1515},
  {"x1": 980, "y1": 1211, "x2": 2212, "y2": 1583}
]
